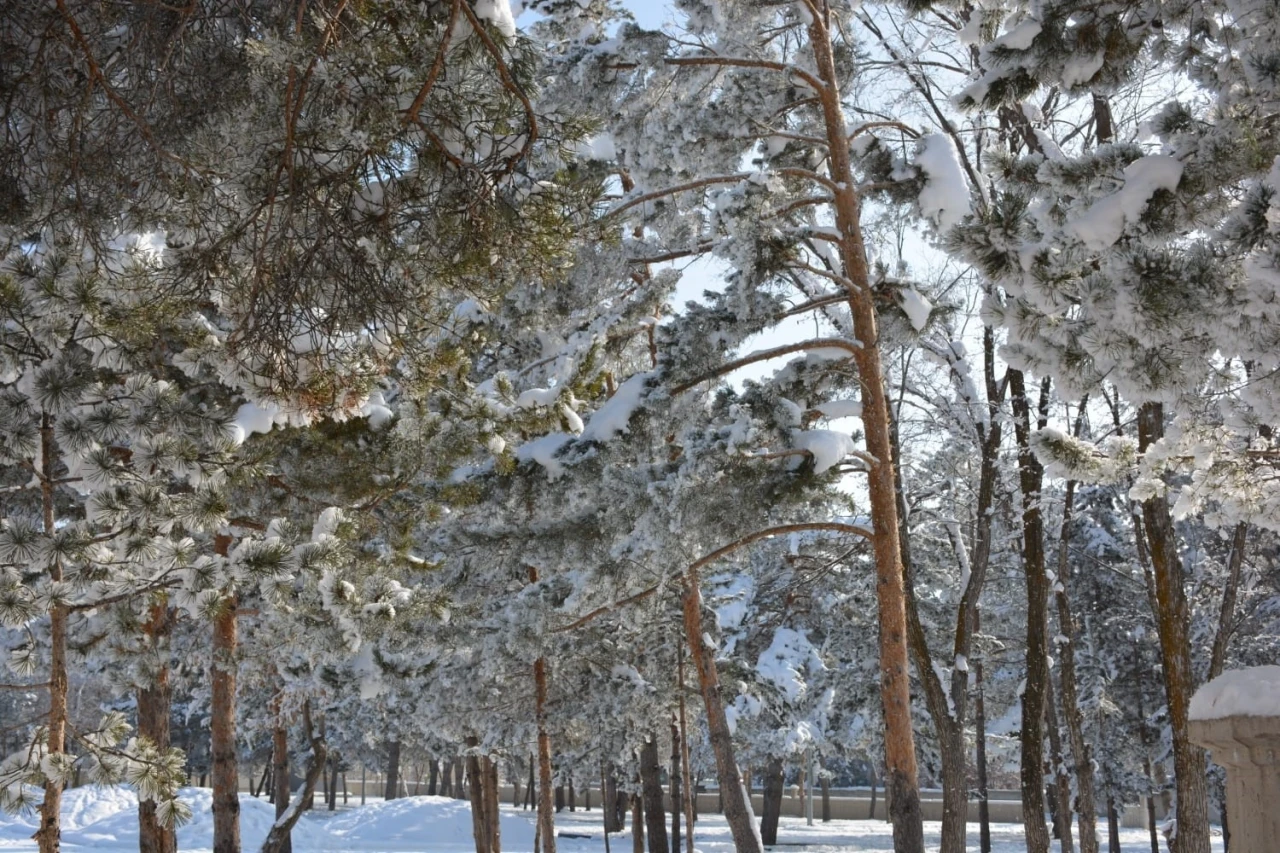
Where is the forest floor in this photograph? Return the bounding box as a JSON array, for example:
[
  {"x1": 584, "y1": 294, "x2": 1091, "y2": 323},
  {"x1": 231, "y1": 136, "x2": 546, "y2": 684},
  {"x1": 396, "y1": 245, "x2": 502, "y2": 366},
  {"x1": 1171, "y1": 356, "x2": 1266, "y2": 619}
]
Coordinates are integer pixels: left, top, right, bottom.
[{"x1": 0, "y1": 785, "x2": 1224, "y2": 851}]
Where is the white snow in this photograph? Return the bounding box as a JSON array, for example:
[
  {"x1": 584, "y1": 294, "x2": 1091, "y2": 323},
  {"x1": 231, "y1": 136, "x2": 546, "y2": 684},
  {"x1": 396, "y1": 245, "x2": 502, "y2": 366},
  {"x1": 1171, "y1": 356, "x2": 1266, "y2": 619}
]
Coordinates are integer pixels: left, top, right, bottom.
[
  {"x1": 792, "y1": 429, "x2": 856, "y2": 474},
  {"x1": 913, "y1": 134, "x2": 972, "y2": 231},
  {"x1": 0, "y1": 784, "x2": 1228, "y2": 852},
  {"x1": 581, "y1": 372, "x2": 651, "y2": 442},
  {"x1": 756, "y1": 626, "x2": 825, "y2": 703},
  {"x1": 226, "y1": 402, "x2": 279, "y2": 446},
  {"x1": 474, "y1": 0, "x2": 516, "y2": 37},
  {"x1": 993, "y1": 18, "x2": 1041, "y2": 50},
  {"x1": 1190, "y1": 665, "x2": 1280, "y2": 720},
  {"x1": 515, "y1": 432, "x2": 574, "y2": 479},
  {"x1": 814, "y1": 399, "x2": 862, "y2": 419},
  {"x1": 575, "y1": 134, "x2": 618, "y2": 162},
  {"x1": 1065, "y1": 155, "x2": 1184, "y2": 250},
  {"x1": 897, "y1": 288, "x2": 933, "y2": 331}
]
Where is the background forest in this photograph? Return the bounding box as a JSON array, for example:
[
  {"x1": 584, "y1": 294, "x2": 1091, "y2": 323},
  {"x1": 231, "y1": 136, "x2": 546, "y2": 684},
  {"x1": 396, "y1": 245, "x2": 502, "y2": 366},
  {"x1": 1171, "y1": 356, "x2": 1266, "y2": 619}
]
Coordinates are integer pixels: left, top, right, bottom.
[{"x1": 0, "y1": 1, "x2": 1278, "y2": 853}]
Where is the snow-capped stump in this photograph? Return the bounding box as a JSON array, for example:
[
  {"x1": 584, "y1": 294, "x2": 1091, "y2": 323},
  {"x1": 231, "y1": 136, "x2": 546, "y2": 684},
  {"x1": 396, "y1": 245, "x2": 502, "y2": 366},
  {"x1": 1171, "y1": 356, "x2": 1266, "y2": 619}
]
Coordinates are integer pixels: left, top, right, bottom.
[{"x1": 1189, "y1": 666, "x2": 1280, "y2": 853}]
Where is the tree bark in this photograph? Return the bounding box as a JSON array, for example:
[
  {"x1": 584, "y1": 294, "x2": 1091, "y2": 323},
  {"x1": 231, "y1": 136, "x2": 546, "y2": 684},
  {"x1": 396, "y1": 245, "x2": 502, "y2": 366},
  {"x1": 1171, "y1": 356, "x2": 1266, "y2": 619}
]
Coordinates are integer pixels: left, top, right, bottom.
[
  {"x1": 484, "y1": 754, "x2": 501, "y2": 853},
  {"x1": 1209, "y1": 522, "x2": 1248, "y2": 680},
  {"x1": 1043, "y1": 673, "x2": 1075, "y2": 853},
  {"x1": 1009, "y1": 370, "x2": 1051, "y2": 853},
  {"x1": 466, "y1": 736, "x2": 492, "y2": 853},
  {"x1": 1055, "y1": 477, "x2": 1100, "y2": 853},
  {"x1": 211, "y1": 534, "x2": 240, "y2": 853},
  {"x1": 327, "y1": 756, "x2": 339, "y2": 811},
  {"x1": 759, "y1": 757, "x2": 785, "y2": 846},
  {"x1": 428, "y1": 758, "x2": 439, "y2": 797},
  {"x1": 638, "y1": 735, "x2": 669, "y2": 853},
  {"x1": 669, "y1": 719, "x2": 682, "y2": 853},
  {"x1": 138, "y1": 601, "x2": 177, "y2": 853},
  {"x1": 604, "y1": 766, "x2": 626, "y2": 833},
  {"x1": 631, "y1": 795, "x2": 644, "y2": 853},
  {"x1": 1136, "y1": 402, "x2": 1211, "y2": 853},
  {"x1": 385, "y1": 741, "x2": 401, "y2": 802},
  {"x1": 800, "y1": 17, "x2": 924, "y2": 852},
  {"x1": 975, "y1": 612, "x2": 992, "y2": 853},
  {"x1": 36, "y1": 415, "x2": 67, "y2": 853},
  {"x1": 260, "y1": 701, "x2": 326, "y2": 853},
  {"x1": 681, "y1": 572, "x2": 761, "y2": 853},
  {"x1": 677, "y1": 653, "x2": 695, "y2": 853},
  {"x1": 534, "y1": 652, "x2": 557, "y2": 853},
  {"x1": 272, "y1": 702, "x2": 292, "y2": 853},
  {"x1": 454, "y1": 756, "x2": 465, "y2": 801}
]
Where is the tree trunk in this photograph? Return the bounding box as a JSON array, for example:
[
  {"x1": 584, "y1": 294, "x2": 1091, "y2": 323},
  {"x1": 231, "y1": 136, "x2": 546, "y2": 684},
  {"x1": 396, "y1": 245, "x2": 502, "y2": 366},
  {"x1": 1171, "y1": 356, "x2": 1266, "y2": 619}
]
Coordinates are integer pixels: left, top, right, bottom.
[
  {"x1": 1136, "y1": 402, "x2": 1210, "y2": 853},
  {"x1": 385, "y1": 741, "x2": 401, "y2": 802},
  {"x1": 1107, "y1": 796, "x2": 1122, "y2": 853},
  {"x1": 328, "y1": 757, "x2": 339, "y2": 811},
  {"x1": 638, "y1": 735, "x2": 669, "y2": 853},
  {"x1": 260, "y1": 701, "x2": 326, "y2": 853},
  {"x1": 1044, "y1": 676, "x2": 1075, "y2": 853},
  {"x1": 869, "y1": 765, "x2": 878, "y2": 821},
  {"x1": 428, "y1": 758, "x2": 439, "y2": 797},
  {"x1": 484, "y1": 755, "x2": 501, "y2": 853},
  {"x1": 1209, "y1": 522, "x2": 1248, "y2": 681},
  {"x1": 759, "y1": 757, "x2": 784, "y2": 846},
  {"x1": 804, "y1": 18, "x2": 923, "y2": 853},
  {"x1": 466, "y1": 736, "x2": 492, "y2": 853},
  {"x1": 975, "y1": 615, "x2": 992, "y2": 853},
  {"x1": 35, "y1": 416, "x2": 67, "y2": 853},
  {"x1": 1010, "y1": 370, "x2": 1051, "y2": 853},
  {"x1": 604, "y1": 766, "x2": 626, "y2": 833},
  {"x1": 556, "y1": 785, "x2": 565, "y2": 813},
  {"x1": 631, "y1": 795, "x2": 644, "y2": 853},
  {"x1": 534, "y1": 653, "x2": 557, "y2": 853},
  {"x1": 454, "y1": 750, "x2": 466, "y2": 800},
  {"x1": 272, "y1": 706, "x2": 292, "y2": 853},
  {"x1": 669, "y1": 720, "x2": 681, "y2": 853},
  {"x1": 820, "y1": 766, "x2": 830, "y2": 823},
  {"x1": 211, "y1": 533, "x2": 240, "y2": 853},
  {"x1": 138, "y1": 602, "x2": 177, "y2": 853},
  {"x1": 1055, "y1": 476, "x2": 1099, "y2": 853},
  {"x1": 681, "y1": 571, "x2": 761, "y2": 853}
]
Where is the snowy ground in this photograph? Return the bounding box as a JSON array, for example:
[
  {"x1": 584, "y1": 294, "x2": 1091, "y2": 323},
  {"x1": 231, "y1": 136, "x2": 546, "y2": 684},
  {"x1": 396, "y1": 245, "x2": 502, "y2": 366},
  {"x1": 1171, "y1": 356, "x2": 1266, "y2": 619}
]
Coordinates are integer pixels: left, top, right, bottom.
[{"x1": 0, "y1": 786, "x2": 1223, "y2": 852}]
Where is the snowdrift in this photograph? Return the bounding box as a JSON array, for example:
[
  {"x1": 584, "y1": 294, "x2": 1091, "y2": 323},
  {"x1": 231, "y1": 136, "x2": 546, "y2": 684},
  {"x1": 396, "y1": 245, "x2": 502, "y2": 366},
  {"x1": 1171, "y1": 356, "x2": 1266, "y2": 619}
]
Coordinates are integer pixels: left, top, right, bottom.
[{"x1": 0, "y1": 786, "x2": 536, "y2": 851}]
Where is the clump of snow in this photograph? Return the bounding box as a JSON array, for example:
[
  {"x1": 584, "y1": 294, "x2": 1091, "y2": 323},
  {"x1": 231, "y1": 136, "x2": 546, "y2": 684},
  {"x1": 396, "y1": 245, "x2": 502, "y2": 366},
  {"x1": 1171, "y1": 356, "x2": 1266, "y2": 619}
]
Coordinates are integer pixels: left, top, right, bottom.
[
  {"x1": 226, "y1": 401, "x2": 280, "y2": 446},
  {"x1": 575, "y1": 133, "x2": 618, "y2": 161},
  {"x1": 814, "y1": 398, "x2": 862, "y2": 419},
  {"x1": 473, "y1": 0, "x2": 516, "y2": 37},
  {"x1": 914, "y1": 134, "x2": 972, "y2": 231},
  {"x1": 581, "y1": 372, "x2": 652, "y2": 442},
  {"x1": 756, "y1": 627, "x2": 825, "y2": 704},
  {"x1": 1065, "y1": 155, "x2": 1184, "y2": 250},
  {"x1": 793, "y1": 429, "x2": 856, "y2": 474},
  {"x1": 993, "y1": 18, "x2": 1041, "y2": 50},
  {"x1": 515, "y1": 432, "x2": 574, "y2": 479},
  {"x1": 1190, "y1": 665, "x2": 1280, "y2": 720},
  {"x1": 897, "y1": 288, "x2": 933, "y2": 331}
]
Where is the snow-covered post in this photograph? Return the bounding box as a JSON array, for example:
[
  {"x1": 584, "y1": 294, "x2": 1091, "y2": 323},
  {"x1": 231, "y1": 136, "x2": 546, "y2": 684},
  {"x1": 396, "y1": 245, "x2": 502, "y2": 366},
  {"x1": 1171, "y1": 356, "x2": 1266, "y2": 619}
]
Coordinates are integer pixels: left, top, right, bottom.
[{"x1": 1188, "y1": 667, "x2": 1280, "y2": 853}]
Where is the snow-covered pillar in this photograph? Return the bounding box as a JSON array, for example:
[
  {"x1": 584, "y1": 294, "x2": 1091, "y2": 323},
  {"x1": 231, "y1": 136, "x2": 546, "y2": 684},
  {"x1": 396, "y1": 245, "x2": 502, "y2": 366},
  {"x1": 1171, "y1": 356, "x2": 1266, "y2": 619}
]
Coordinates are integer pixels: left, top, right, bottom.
[{"x1": 1188, "y1": 666, "x2": 1280, "y2": 853}]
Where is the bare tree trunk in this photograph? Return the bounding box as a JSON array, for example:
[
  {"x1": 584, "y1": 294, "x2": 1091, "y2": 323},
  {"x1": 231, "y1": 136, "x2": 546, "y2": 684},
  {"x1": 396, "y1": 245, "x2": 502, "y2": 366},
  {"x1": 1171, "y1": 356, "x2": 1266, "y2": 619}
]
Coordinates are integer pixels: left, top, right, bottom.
[
  {"x1": 759, "y1": 757, "x2": 784, "y2": 846},
  {"x1": 428, "y1": 758, "x2": 439, "y2": 797},
  {"x1": 484, "y1": 755, "x2": 501, "y2": 853},
  {"x1": 669, "y1": 720, "x2": 681, "y2": 853},
  {"x1": 1137, "y1": 403, "x2": 1210, "y2": 853},
  {"x1": 328, "y1": 756, "x2": 339, "y2": 811},
  {"x1": 534, "y1": 653, "x2": 557, "y2": 853},
  {"x1": 385, "y1": 741, "x2": 401, "y2": 802},
  {"x1": 211, "y1": 534, "x2": 240, "y2": 853},
  {"x1": 1209, "y1": 522, "x2": 1248, "y2": 681},
  {"x1": 1055, "y1": 475, "x2": 1099, "y2": 853},
  {"x1": 260, "y1": 701, "x2": 326, "y2": 853},
  {"x1": 604, "y1": 766, "x2": 625, "y2": 833},
  {"x1": 975, "y1": 615, "x2": 992, "y2": 853},
  {"x1": 139, "y1": 602, "x2": 177, "y2": 853},
  {"x1": 1044, "y1": 674, "x2": 1075, "y2": 853},
  {"x1": 677, "y1": 651, "x2": 695, "y2": 853},
  {"x1": 1107, "y1": 796, "x2": 1122, "y2": 853},
  {"x1": 453, "y1": 749, "x2": 464, "y2": 800},
  {"x1": 1010, "y1": 370, "x2": 1051, "y2": 853},
  {"x1": 631, "y1": 795, "x2": 644, "y2": 853},
  {"x1": 820, "y1": 763, "x2": 830, "y2": 823},
  {"x1": 272, "y1": 702, "x2": 292, "y2": 853},
  {"x1": 36, "y1": 416, "x2": 67, "y2": 853},
  {"x1": 681, "y1": 571, "x2": 760, "y2": 853},
  {"x1": 804, "y1": 18, "x2": 923, "y2": 852},
  {"x1": 466, "y1": 736, "x2": 492, "y2": 853},
  {"x1": 638, "y1": 735, "x2": 668, "y2": 853}
]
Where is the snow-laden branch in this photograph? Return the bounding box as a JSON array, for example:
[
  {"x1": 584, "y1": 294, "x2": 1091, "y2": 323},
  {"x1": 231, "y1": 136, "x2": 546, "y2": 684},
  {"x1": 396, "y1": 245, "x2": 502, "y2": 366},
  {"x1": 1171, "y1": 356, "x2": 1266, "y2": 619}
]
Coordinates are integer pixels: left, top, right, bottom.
[{"x1": 672, "y1": 337, "x2": 860, "y2": 394}]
